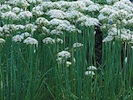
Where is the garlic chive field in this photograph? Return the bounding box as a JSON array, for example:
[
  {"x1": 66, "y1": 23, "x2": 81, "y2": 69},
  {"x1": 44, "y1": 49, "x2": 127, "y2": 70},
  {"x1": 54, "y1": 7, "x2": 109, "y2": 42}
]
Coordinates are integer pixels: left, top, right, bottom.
[{"x1": 1, "y1": 0, "x2": 133, "y2": 99}]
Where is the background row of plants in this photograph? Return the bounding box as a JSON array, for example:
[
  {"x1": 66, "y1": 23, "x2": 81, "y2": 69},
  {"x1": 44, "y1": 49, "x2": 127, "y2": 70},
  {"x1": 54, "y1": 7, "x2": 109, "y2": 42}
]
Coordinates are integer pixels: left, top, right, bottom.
[{"x1": 1, "y1": 0, "x2": 133, "y2": 99}]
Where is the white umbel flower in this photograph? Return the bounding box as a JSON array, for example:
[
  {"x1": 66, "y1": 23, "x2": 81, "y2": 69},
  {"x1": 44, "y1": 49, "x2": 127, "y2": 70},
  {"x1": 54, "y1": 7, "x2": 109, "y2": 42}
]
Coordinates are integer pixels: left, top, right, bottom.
[
  {"x1": 87, "y1": 66, "x2": 97, "y2": 70},
  {"x1": 100, "y1": 5, "x2": 116, "y2": 15},
  {"x1": 85, "y1": 71, "x2": 95, "y2": 76},
  {"x1": 50, "y1": 29, "x2": 63, "y2": 35},
  {"x1": 73, "y1": 42, "x2": 83, "y2": 48},
  {"x1": 57, "y1": 51, "x2": 71, "y2": 59},
  {"x1": 32, "y1": 6, "x2": 44, "y2": 16},
  {"x1": 126, "y1": 19, "x2": 133, "y2": 27},
  {"x1": 42, "y1": 37, "x2": 55, "y2": 44},
  {"x1": 78, "y1": 0, "x2": 94, "y2": 6},
  {"x1": 18, "y1": 11, "x2": 33, "y2": 20},
  {"x1": 1, "y1": 11, "x2": 19, "y2": 21},
  {"x1": 0, "y1": 4, "x2": 11, "y2": 12},
  {"x1": 8, "y1": 0, "x2": 30, "y2": 8},
  {"x1": 77, "y1": 16, "x2": 99, "y2": 27},
  {"x1": 0, "y1": 38, "x2": 5, "y2": 44},
  {"x1": 50, "y1": 19, "x2": 71, "y2": 27},
  {"x1": 87, "y1": 4, "x2": 100, "y2": 12},
  {"x1": 21, "y1": 32, "x2": 31, "y2": 38},
  {"x1": 46, "y1": 9, "x2": 66, "y2": 19},
  {"x1": 12, "y1": 35, "x2": 24, "y2": 42},
  {"x1": 25, "y1": 24, "x2": 37, "y2": 32},
  {"x1": 65, "y1": 10, "x2": 83, "y2": 21},
  {"x1": 14, "y1": 25, "x2": 25, "y2": 30},
  {"x1": 23, "y1": 37, "x2": 38, "y2": 45},
  {"x1": 12, "y1": 7, "x2": 23, "y2": 14},
  {"x1": 36, "y1": 17, "x2": 50, "y2": 26},
  {"x1": 27, "y1": 0, "x2": 43, "y2": 4}
]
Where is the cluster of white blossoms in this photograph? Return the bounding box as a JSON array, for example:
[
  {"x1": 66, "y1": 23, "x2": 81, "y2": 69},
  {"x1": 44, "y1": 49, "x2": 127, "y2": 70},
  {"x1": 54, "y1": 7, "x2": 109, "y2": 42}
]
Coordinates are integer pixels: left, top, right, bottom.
[
  {"x1": 18, "y1": 11, "x2": 33, "y2": 20},
  {"x1": 42, "y1": 37, "x2": 63, "y2": 45},
  {"x1": 12, "y1": 35, "x2": 24, "y2": 42},
  {"x1": 57, "y1": 51, "x2": 71, "y2": 60},
  {"x1": 1, "y1": 11, "x2": 18, "y2": 21},
  {"x1": 1, "y1": 0, "x2": 133, "y2": 64},
  {"x1": 0, "y1": 38, "x2": 5, "y2": 44},
  {"x1": 0, "y1": 0, "x2": 102, "y2": 43},
  {"x1": 23, "y1": 37, "x2": 38, "y2": 45},
  {"x1": 12, "y1": 32, "x2": 32, "y2": 43},
  {"x1": 98, "y1": 0, "x2": 133, "y2": 44},
  {"x1": 32, "y1": 6, "x2": 44, "y2": 16},
  {"x1": 56, "y1": 50, "x2": 71, "y2": 64},
  {"x1": 77, "y1": 16, "x2": 100, "y2": 27},
  {"x1": 85, "y1": 66, "x2": 97, "y2": 76},
  {"x1": 42, "y1": 37, "x2": 55, "y2": 44},
  {"x1": 0, "y1": 4, "x2": 11, "y2": 12},
  {"x1": 73, "y1": 42, "x2": 83, "y2": 48},
  {"x1": 8, "y1": 0, "x2": 30, "y2": 8},
  {"x1": 46, "y1": 9, "x2": 66, "y2": 19},
  {"x1": 12, "y1": 7, "x2": 23, "y2": 14},
  {"x1": 35, "y1": 17, "x2": 50, "y2": 26},
  {"x1": 25, "y1": 24, "x2": 37, "y2": 33}
]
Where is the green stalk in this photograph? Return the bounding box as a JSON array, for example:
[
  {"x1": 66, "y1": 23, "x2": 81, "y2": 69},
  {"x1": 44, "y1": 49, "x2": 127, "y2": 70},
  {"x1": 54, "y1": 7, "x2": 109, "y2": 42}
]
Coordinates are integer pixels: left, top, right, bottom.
[
  {"x1": 0, "y1": 47, "x2": 3, "y2": 100},
  {"x1": 25, "y1": 45, "x2": 34, "y2": 100}
]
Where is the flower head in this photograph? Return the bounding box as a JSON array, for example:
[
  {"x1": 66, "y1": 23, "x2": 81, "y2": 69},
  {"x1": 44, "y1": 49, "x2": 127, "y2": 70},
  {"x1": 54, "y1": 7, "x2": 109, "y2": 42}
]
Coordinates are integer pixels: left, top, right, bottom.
[
  {"x1": 0, "y1": 38, "x2": 5, "y2": 44},
  {"x1": 12, "y1": 35, "x2": 24, "y2": 42},
  {"x1": 42, "y1": 37, "x2": 55, "y2": 44},
  {"x1": 23, "y1": 37, "x2": 38, "y2": 45},
  {"x1": 57, "y1": 51, "x2": 71, "y2": 59}
]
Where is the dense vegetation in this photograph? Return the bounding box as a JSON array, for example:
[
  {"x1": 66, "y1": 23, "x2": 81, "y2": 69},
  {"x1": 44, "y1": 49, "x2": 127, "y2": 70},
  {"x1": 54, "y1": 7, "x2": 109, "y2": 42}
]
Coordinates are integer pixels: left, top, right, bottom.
[{"x1": 0, "y1": 0, "x2": 133, "y2": 99}]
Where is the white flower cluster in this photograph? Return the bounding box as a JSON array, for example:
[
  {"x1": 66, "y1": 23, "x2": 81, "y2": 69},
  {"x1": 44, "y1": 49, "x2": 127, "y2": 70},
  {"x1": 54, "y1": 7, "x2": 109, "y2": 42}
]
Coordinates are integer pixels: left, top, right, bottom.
[
  {"x1": 42, "y1": 37, "x2": 63, "y2": 44},
  {"x1": 46, "y1": 9, "x2": 66, "y2": 19},
  {"x1": 42, "y1": 37, "x2": 55, "y2": 44},
  {"x1": 77, "y1": 16, "x2": 100, "y2": 27},
  {"x1": 65, "y1": 10, "x2": 83, "y2": 21},
  {"x1": 12, "y1": 7, "x2": 23, "y2": 14},
  {"x1": 49, "y1": 18, "x2": 79, "y2": 33},
  {"x1": 0, "y1": 4, "x2": 11, "y2": 12},
  {"x1": 103, "y1": 27, "x2": 133, "y2": 43},
  {"x1": 50, "y1": 29, "x2": 63, "y2": 35},
  {"x1": 8, "y1": 0, "x2": 30, "y2": 8},
  {"x1": 73, "y1": 42, "x2": 83, "y2": 48},
  {"x1": 14, "y1": 25, "x2": 25, "y2": 30},
  {"x1": 57, "y1": 51, "x2": 71, "y2": 60},
  {"x1": 27, "y1": 0, "x2": 43, "y2": 4},
  {"x1": 1, "y1": 11, "x2": 19, "y2": 21},
  {"x1": 86, "y1": 4, "x2": 100, "y2": 12},
  {"x1": 18, "y1": 11, "x2": 33, "y2": 20},
  {"x1": 0, "y1": 38, "x2": 5, "y2": 44},
  {"x1": 12, "y1": 32, "x2": 31, "y2": 43},
  {"x1": 85, "y1": 66, "x2": 97, "y2": 76},
  {"x1": 32, "y1": 6, "x2": 44, "y2": 16},
  {"x1": 99, "y1": 1, "x2": 133, "y2": 43},
  {"x1": 99, "y1": 1, "x2": 133, "y2": 24},
  {"x1": 23, "y1": 37, "x2": 38, "y2": 45},
  {"x1": 2, "y1": 24, "x2": 16, "y2": 34},
  {"x1": 21, "y1": 32, "x2": 31, "y2": 38},
  {"x1": 36, "y1": 17, "x2": 50, "y2": 26},
  {"x1": 12, "y1": 35, "x2": 24, "y2": 42},
  {"x1": 25, "y1": 24, "x2": 37, "y2": 32}
]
